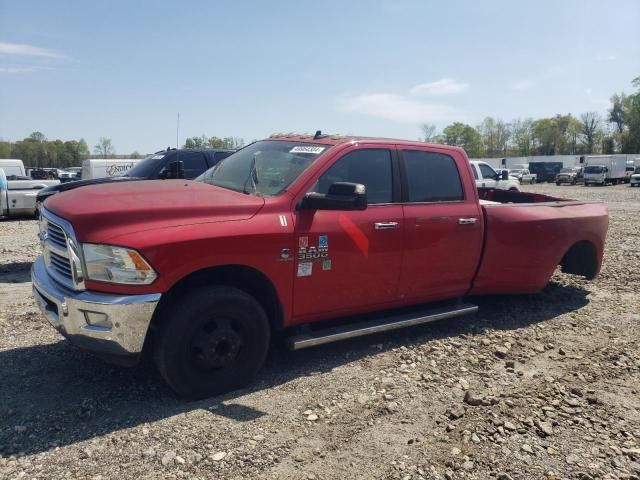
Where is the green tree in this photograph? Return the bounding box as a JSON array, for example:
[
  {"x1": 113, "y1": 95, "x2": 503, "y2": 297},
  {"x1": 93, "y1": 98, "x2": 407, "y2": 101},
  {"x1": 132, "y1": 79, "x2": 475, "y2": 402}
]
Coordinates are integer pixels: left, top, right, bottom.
[
  {"x1": 441, "y1": 122, "x2": 483, "y2": 157},
  {"x1": 94, "y1": 137, "x2": 115, "y2": 157},
  {"x1": 183, "y1": 135, "x2": 208, "y2": 149},
  {"x1": 183, "y1": 135, "x2": 244, "y2": 149},
  {"x1": 510, "y1": 118, "x2": 534, "y2": 156},
  {"x1": 580, "y1": 112, "x2": 602, "y2": 153},
  {"x1": 420, "y1": 124, "x2": 437, "y2": 142},
  {"x1": 609, "y1": 93, "x2": 626, "y2": 134},
  {"x1": 478, "y1": 117, "x2": 511, "y2": 157},
  {"x1": 0, "y1": 141, "x2": 11, "y2": 158},
  {"x1": 620, "y1": 76, "x2": 640, "y2": 153}
]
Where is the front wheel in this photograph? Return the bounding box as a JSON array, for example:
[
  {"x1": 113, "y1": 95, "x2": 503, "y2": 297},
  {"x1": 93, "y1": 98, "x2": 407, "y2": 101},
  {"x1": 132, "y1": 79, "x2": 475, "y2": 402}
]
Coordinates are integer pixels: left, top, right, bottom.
[{"x1": 154, "y1": 286, "x2": 270, "y2": 399}]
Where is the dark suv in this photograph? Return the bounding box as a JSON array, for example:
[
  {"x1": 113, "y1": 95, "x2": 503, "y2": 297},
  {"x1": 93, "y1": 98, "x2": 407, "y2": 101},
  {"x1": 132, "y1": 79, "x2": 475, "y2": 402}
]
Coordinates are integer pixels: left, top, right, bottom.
[{"x1": 37, "y1": 148, "x2": 235, "y2": 206}]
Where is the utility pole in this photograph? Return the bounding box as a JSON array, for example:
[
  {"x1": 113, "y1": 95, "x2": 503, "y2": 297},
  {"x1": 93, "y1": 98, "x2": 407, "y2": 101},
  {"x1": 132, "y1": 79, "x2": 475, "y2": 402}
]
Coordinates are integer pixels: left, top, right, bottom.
[{"x1": 176, "y1": 113, "x2": 180, "y2": 149}]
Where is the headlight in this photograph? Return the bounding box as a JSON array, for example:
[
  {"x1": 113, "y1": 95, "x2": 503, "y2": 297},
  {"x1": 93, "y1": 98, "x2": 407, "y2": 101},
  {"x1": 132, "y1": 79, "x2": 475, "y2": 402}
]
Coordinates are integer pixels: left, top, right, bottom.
[{"x1": 82, "y1": 244, "x2": 157, "y2": 285}]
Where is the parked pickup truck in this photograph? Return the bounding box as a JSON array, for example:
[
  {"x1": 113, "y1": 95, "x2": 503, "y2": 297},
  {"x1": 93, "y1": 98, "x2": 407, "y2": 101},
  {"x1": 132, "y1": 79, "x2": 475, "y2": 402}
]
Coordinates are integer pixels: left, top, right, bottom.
[
  {"x1": 0, "y1": 168, "x2": 59, "y2": 218},
  {"x1": 31, "y1": 134, "x2": 608, "y2": 399},
  {"x1": 555, "y1": 167, "x2": 584, "y2": 185},
  {"x1": 509, "y1": 167, "x2": 537, "y2": 184},
  {"x1": 470, "y1": 161, "x2": 520, "y2": 191},
  {"x1": 36, "y1": 148, "x2": 235, "y2": 206}
]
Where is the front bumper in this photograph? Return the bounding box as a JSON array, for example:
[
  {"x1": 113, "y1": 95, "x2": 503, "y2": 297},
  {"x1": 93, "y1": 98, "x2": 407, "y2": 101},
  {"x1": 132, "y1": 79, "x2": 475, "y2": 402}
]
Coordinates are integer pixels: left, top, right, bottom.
[
  {"x1": 556, "y1": 176, "x2": 573, "y2": 183},
  {"x1": 31, "y1": 256, "x2": 161, "y2": 359}
]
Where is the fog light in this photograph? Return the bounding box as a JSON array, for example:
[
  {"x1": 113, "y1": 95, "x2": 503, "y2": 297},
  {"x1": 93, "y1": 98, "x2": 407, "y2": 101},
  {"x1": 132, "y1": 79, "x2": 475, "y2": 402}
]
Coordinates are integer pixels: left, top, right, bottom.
[{"x1": 82, "y1": 311, "x2": 112, "y2": 329}]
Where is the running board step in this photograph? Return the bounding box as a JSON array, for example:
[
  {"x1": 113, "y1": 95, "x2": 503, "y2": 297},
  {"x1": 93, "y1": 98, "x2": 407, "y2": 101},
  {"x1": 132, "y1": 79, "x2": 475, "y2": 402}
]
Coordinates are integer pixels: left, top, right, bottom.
[{"x1": 288, "y1": 303, "x2": 478, "y2": 350}]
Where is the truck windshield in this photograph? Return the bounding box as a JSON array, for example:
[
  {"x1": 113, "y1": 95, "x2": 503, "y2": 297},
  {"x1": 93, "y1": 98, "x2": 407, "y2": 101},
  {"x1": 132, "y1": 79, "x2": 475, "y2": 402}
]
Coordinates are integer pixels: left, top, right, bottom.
[
  {"x1": 584, "y1": 166, "x2": 604, "y2": 174},
  {"x1": 195, "y1": 140, "x2": 330, "y2": 196},
  {"x1": 560, "y1": 168, "x2": 573, "y2": 173}
]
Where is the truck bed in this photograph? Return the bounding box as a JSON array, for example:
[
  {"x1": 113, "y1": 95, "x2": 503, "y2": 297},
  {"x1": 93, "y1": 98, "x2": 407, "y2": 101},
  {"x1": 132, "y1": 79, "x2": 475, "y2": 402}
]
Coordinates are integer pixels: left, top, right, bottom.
[{"x1": 471, "y1": 188, "x2": 608, "y2": 295}]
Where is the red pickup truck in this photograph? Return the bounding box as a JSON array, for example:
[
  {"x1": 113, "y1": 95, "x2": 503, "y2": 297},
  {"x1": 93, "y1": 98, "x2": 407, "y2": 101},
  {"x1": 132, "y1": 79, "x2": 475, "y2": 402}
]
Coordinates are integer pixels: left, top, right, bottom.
[{"x1": 32, "y1": 134, "x2": 608, "y2": 399}]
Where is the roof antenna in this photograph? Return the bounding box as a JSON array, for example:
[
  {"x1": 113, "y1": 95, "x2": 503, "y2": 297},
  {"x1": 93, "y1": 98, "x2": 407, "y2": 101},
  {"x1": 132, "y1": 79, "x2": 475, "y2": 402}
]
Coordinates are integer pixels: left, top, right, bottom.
[{"x1": 313, "y1": 130, "x2": 322, "y2": 139}]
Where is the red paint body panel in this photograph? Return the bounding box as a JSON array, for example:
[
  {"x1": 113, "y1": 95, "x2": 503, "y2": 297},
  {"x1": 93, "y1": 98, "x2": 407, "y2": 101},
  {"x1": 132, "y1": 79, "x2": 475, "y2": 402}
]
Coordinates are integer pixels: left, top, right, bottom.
[
  {"x1": 470, "y1": 201, "x2": 608, "y2": 294},
  {"x1": 43, "y1": 135, "x2": 608, "y2": 329}
]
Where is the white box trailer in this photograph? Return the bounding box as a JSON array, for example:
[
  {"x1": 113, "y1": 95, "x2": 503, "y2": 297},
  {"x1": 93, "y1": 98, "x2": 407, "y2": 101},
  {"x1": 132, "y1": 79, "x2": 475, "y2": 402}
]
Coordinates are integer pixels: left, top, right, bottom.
[
  {"x1": 583, "y1": 155, "x2": 627, "y2": 186},
  {"x1": 81, "y1": 158, "x2": 142, "y2": 180}
]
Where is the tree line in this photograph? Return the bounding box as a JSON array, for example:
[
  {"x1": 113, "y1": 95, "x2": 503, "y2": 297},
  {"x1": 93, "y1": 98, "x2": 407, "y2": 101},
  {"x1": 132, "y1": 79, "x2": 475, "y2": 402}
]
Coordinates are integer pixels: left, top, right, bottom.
[
  {"x1": 421, "y1": 76, "x2": 640, "y2": 158},
  {"x1": 0, "y1": 133, "x2": 246, "y2": 169},
  {"x1": 182, "y1": 135, "x2": 245, "y2": 150}
]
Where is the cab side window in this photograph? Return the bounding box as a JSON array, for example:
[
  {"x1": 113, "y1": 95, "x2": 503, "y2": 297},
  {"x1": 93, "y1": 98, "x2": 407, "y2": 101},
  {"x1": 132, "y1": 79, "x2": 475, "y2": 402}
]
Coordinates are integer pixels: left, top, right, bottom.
[
  {"x1": 178, "y1": 152, "x2": 208, "y2": 178},
  {"x1": 402, "y1": 150, "x2": 463, "y2": 202},
  {"x1": 314, "y1": 149, "x2": 393, "y2": 204},
  {"x1": 479, "y1": 163, "x2": 496, "y2": 179}
]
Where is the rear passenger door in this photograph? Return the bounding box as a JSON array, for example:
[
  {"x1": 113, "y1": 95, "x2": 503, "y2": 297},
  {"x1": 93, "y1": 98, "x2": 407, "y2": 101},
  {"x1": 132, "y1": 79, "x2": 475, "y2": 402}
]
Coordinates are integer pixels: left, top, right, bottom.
[{"x1": 398, "y1": 149, "x2": 483, "y2": 301}]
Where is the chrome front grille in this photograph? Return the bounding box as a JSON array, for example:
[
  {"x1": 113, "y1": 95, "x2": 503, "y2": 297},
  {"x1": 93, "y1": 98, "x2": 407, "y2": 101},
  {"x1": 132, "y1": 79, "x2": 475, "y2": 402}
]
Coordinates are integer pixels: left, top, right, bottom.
[
  {"x1": 47, "y1": 223, "x2": 67, "y2": 250},
  {"x1": 49, "y1": 250, "x2": 73, "y2": 280},
  {"x1": 39, "y1": 209, "x2": 85, "y2": 291}
]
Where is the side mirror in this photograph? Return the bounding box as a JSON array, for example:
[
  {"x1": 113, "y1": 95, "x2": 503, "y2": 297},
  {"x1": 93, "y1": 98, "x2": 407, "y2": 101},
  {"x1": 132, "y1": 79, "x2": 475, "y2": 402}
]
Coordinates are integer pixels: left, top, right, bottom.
[
  {"x1": 501, "y1": 170, "x2": 509, "y2": 180},
  {"x1": 300, "y1": 182, "x2": 367, "y2": 211},
  {"x1": 168, "y1": 160, "x2": 185, "y2": 179}
]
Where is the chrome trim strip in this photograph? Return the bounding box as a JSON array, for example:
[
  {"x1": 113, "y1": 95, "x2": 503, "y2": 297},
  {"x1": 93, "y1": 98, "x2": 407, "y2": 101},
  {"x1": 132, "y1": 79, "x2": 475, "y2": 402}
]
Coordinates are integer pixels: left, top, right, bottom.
[{"x1": 289, "y1": 303, "x2": 478, "y2": 350}]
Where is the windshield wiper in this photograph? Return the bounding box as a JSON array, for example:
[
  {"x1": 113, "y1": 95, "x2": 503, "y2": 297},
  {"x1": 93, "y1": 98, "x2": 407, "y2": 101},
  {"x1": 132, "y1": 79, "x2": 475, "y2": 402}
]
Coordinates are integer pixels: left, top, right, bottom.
[{"x1": 242, "y1": 153, "x2": 259, "y2": 195}]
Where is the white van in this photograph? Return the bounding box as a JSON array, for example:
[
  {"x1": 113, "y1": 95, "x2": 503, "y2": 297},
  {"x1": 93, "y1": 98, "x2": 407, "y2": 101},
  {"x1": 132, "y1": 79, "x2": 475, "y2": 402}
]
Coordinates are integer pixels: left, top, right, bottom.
[
  {"x1": 81, "y1": 158, "x2": 142, "y2": 180},
  {"x1": 0, "y1": 159, "x2": 26, "y2": 178}
]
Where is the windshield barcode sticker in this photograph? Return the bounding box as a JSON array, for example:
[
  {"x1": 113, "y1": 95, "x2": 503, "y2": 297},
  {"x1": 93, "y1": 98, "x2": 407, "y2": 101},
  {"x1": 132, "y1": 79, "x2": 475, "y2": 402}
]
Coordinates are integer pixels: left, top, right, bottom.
[{"x1": 290, "y1": 146, "x2": 325, "y2": 154}]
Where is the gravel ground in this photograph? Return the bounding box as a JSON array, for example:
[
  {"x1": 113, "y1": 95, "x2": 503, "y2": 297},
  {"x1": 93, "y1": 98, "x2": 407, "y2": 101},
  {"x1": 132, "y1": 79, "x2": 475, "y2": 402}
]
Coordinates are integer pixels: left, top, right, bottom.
[{"x1": 0, "y1": 183, "x2": 639, "y2": 480}]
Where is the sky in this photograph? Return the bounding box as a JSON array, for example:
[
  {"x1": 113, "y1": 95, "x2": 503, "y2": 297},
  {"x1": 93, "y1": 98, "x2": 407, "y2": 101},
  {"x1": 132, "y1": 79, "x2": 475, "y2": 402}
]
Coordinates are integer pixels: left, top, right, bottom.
[{"x1": 1, "y1": 0, "x2": 639, "y2": 154}]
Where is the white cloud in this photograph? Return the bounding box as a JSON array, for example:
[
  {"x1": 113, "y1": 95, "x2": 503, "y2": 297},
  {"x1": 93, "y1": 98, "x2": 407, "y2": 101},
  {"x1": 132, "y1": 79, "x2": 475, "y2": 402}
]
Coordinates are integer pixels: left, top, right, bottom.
[
  {"x1": 0, "y1": 65, "x2": 51, "y2": 74},
  {"x1": 0, "y1": 42, "x2": 66, "y2": 59},
  {"x1": 409, "y1": 78, "x2": 469, "y2": 96},
  {"x1": 595, "y1": 53, "x2": 617, "y2": 62},
  {"x1": 340, "y1": 93, "x2": 459, "y2": 124},
  {"x1": 512, "y1": 79, "x2": 535, "y2": 91}
]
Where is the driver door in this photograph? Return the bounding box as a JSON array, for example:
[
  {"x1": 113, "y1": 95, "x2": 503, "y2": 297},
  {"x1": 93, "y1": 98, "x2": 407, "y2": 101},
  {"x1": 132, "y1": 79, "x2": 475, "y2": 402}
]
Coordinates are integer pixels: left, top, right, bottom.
[{"x1": 291, "y1": 146, "x2": 403, "y2": 322}]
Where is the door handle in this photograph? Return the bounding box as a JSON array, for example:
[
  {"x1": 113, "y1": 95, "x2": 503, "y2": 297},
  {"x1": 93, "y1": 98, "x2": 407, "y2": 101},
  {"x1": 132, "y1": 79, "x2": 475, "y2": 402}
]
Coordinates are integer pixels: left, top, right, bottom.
[
  {"x1": 374, "y1": 222, "x2": 399, "y2": 230},
  {"x1": 458, "y1": 218, "x2": 477, "y2": 225}
]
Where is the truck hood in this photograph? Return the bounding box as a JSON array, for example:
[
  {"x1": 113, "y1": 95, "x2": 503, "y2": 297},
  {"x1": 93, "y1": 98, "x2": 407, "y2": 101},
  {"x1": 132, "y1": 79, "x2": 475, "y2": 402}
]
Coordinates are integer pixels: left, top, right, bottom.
[
  {"x1": 45, "y1": 180, "x2": 265, "y2": 242},
  {"x1": 36, "y1": 176, "x2": 141, "y2": 202}
]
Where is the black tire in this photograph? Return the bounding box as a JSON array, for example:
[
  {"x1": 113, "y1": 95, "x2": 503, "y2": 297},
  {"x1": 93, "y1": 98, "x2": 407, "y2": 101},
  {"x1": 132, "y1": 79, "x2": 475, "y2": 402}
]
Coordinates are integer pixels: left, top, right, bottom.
[
  {"x1": 154, "y1": 286, "x2": 270, "y2": 400},
  {"x1": 556, "y1": 182, "x2": 561, "y2": 186}
]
